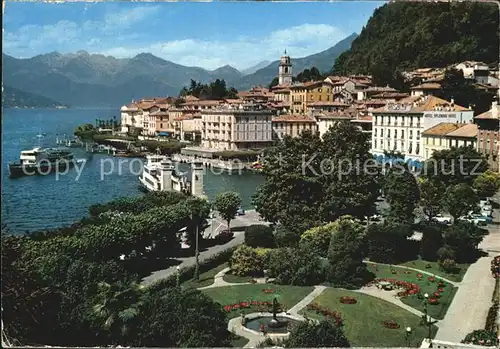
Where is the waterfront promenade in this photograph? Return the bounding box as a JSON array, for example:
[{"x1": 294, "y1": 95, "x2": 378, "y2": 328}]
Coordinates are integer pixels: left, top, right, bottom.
[{"x1": 141, "y1": 209, "x2": 268, "y2": 285}]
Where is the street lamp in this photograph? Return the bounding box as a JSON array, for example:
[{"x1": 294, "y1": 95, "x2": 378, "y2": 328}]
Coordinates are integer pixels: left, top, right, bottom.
[
  {"x1": 422, "y1": 293, "x2": 432, "y2": 342},
  {"x1": 176, "y1": 265, "x2": 181, "y2": 287},
  {"x1": 405, "y1": 327, "x2": 412, "y2": 347}
]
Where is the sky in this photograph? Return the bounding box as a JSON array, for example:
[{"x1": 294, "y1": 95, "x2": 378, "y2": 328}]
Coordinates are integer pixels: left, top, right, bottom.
[{"x1": 3, "y1": 1, "x2": 385, "y2": 71}]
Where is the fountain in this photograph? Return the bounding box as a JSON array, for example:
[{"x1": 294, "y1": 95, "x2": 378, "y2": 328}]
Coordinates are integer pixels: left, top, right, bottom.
[{"x1": 244, "y1": 297, "x2": 299, "y2": 334}]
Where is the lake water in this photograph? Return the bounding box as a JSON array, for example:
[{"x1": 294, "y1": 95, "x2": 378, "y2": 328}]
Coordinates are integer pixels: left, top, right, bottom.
[{"x1": 1, "y1": 108, "x2": 264, "y2": 234}]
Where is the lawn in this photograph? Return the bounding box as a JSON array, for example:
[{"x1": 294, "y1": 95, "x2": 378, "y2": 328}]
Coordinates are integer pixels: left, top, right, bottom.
[
  {"x1": 371, "y1": 264, "x2": 458, "y2": 320},
  {"x1": 202, "y1": 284, "x2": 314, "y2": 317},
  {"x1": 181, "y1": 262, "x2": 228, "y2": 289},
  {"x1": 301, "y1": 288, "x2": 438, "y2": 347},
  {"x1": 223, "y1": 272, "x2": 253, "y2": 284},
  {"x1": 399, "y1": 259, "x2": 469, "y2": 282}
]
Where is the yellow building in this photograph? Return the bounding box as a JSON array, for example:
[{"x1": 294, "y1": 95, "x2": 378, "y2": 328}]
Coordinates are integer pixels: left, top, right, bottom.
[
  {"x1": 272, "y1": 114, "x2": 318, "y2": 141},
  {"x1": 422, "y1": 122, "x2": 478, "y2": 160},
  {"x1": 290, "y1": 81, "x2": 334, "y2": 114}
]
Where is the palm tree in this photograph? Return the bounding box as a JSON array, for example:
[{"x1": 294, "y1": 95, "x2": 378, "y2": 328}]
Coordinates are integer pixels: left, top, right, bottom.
[{"x1": 91, "y1": 281, "x2": 144, "y2": 344}]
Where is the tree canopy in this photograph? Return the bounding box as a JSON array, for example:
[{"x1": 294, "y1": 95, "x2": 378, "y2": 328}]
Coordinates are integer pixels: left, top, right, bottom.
[
  {"x1": 179, "y1": 79, "x2": 238, "y2": 100},
  {"x1": 332, "y1": 2, "x2": 498, "y2": 83},
  {"x1": 383, "y1": 165, "x2": 420, "y2": 224}
]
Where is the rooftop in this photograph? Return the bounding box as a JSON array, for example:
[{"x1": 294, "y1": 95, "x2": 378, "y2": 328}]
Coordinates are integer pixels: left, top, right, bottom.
[
  {"x1": 445, "y1": 123, "x2": 478, "y2": 138},
  {"x1": 372, "y1": 95, "x2": 470, "y2": 113},
  {"x1": 272, "y1": 114, "x2": 316, "y2": 123},
  {"x1": 410, "y1": 82, "x2": 442, "y2": 90},
  {"x1": 421, "y1": 122, "x2": 467, "y2": 136}
]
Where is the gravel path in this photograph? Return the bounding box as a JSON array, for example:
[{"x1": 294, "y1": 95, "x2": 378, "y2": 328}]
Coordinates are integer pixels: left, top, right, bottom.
[{"x1": 288, "y1": 286, "x2": 327, "y2": 317}]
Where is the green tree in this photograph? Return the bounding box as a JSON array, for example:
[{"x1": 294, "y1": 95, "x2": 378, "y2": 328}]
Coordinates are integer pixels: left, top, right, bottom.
[
  {"x1": 473, "y1": 170, "x2": 500, "y2": 198},
  {"x1": 365, "y1": 222, "x2": 416, "y2": 263},
  {"x1": 213, "y1": 191, "x2": 242, "y2": 230},
  {"x1": 229, "y1": 245, "x2": 268, "y2": 276},
  {"x1": 253, "y1": 122, "x2": 380, "y2": 234},
  {"x1": 244, "y1": 225, "x2": 275, "y2": 248},
  {"x1": 135, "y1": 287, "x2": 230, "y2": 347},
  {"x1": 419, "y1": 178, "x2": 446, "y2": 221},
  {"x1": 424, "y1": 146, "x2": 488, "y2": 187},
  {"x1": 91, "y1": 281, "x2": 144, "y2": 344},
  {"x1": 269, "y1": 77, "x2": 279, "y2": 89},
  {"x1": 286, "y1": 319, "x2": 350, "y2": 347},
  {"x1": 299, "y1": 221, "x2": 339, "y2": 257},
  {"x1": 420, "y1": 225, "x2": 444, "y2": 261},
  {"x1": 267, "y1": 246, "x2": 324, "y2": 286},
  {"x1": 326, "y1": 216, "x2": 371, "y2": 288},
  {"x1": 383, "y1": 165, "x2": 420, "y2": 224},
  {"x1": 273, "y1": 223, "x2": 301, "y2": 248},
  {"x1": 441, "y1": 183, "x2": 480, "y2": 222},
  {"x1": 443, "y1": 222, "x2": 488, "y2": 262}
]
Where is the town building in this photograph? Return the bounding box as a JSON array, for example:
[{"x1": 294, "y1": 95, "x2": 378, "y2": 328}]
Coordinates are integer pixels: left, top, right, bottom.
[
  {"x1": 475, "y1": 100, "x2": 500, "y2": 172},
  {"x1": 272, "y1": 114, "x2": 317, "y2": 141},
  {"x1": 410, "y1": 83, "x2": 442, "y2": 97},
  {"x1": 290, "y1": 81, "x2": 334, "y2": 114},
  {"x1": 371, "y1": 95, "x2": 474, "y2": 166},
  {"x1": 200, "y1": 104, "x2": 273, "y2": 150},
  {"x1": 278, "y1": 51, "x2": 292, "y2": 85},
  {"x1": 454, "y1": 61, "x2": 490, "y2": 83},
  {"x1": 120, "y1": 97, "x2": 172, "y2": 135},
  {"x1": 173, "y1": 113, "x2": 202, "y2": 142},
  {"x1": 421, "y1": 123, "x2": 478, "y2": 160}
]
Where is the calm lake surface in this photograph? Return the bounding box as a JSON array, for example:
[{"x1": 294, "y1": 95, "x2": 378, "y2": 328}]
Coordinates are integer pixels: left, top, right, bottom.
[{"x1": 1, "y1": 108, "x2": 264, "y2": 234}]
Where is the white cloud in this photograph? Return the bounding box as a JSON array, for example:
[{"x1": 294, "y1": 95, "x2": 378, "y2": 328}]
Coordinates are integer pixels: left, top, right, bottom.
[
  {"x1": 4, "y1": 15, "x2": 345, "y2": 70},
  {"x1": 100, "y1": 24, "x2": 346, "y2": 70}
]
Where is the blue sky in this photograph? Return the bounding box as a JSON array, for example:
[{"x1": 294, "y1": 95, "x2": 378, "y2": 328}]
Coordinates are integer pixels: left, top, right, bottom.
[{"x1": 3, "y1": 1, "x2": 385, "y2": 70}]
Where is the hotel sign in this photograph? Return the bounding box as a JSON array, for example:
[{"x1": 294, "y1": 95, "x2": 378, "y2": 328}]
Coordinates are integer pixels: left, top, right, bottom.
[{"x1": 423, "y1": 113, "x2": 457, "y2": 119}]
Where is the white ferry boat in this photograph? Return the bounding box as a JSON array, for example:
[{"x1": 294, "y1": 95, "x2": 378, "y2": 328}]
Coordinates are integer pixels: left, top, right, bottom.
[
  {"x1": 138, "y1": 154, "x2": 167, "y2": 192},
  {"x1": 8, "y1": 147, "x2": 74, "y2": 178}
]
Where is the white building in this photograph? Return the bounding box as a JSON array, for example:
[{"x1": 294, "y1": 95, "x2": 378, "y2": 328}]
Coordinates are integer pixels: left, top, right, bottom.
[
  {"x1": 371, "y1": 95, "x2": 474, "y2": 165},
  {"x1": 201, "y1": 104, "x2": 273, "y2": 150}
]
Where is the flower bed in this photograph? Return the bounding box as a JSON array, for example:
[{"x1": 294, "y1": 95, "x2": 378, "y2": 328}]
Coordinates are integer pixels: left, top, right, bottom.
[
  {"x1": 339, "y1": 296, "x2": 357, "y2": 304},
  {"x1": 462, "y1": 329, "x2": 499, "y2": 346},
  {"x1": 437, "y1": 281, "x2": 446, "y2": 287},
  {"x1": 428, "y1": 276, "x2": 435, "y2": 282},
  {"x1": 262, "y1": 289, "x2": 276, "y2": 293},
  {"x1": 223, "y1": 300, "x2": 274, "y2": 313},
  {"x1": 369, "y1": 278, "x2": 420, "y2": 298},
  {"x1": 428, "y1": 297, "x2": 439, "y2": 305},
  {"x1": 381, "y1": 320, "x2": 400, "y2": 329},
  {"x1": 306, "y1": 303, "x2": 343, "y2": 325}
]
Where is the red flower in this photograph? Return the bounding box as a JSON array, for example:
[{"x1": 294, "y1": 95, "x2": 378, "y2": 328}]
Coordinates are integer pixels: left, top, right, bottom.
[
  {"x1": 381, "y1": 320, "x2": 400, "y2": 329},
  {"x1": 340, "y1": 296, "x2": 357, "y2": 304},
  {"x1": 437, "y1": 288, "x2": 445, "y2": 293},
  {"x1": 428, "y1": 276, "x2": 435, "y2": 282},
  {"x1": 408, "y1": 289, "x2": 418, "y2": 295},
  {"x1": 433, "y1": 292, "x2": 441, "y2": 298},
  {"x1": 224, "y1": 305, "x2": 232, "y2": 312},
  {"x1": 417, "y1": 273, "x2": 423, "y2": 278},
  {"x1": 428, "y1": 297, "x2": 439, "y2": 304},
  {"x1": 262, "y1": 289, "x2": 276, "y2": 293}
]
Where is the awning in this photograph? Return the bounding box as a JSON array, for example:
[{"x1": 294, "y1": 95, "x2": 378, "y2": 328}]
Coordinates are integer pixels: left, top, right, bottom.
[{"x1": 158, "y1": 132, "x2": 170, "y2": 136}]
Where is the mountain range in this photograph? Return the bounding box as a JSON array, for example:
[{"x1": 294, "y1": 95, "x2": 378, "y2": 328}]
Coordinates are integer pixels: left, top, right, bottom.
[
  {"x1": 2, "y1": 85, "x2": 67, "y2": 108},
  {"x1": 2, "y1": 33, "x2": 357, "y2": 107}
]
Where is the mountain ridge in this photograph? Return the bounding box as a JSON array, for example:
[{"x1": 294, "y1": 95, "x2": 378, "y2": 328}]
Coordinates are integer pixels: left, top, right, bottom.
[
  {"x1": 2, "y1": 33, "x2": 357, "y2": 106},
  {"x1": 2, "y1": 85, "x2": 68, "y2": 108}
]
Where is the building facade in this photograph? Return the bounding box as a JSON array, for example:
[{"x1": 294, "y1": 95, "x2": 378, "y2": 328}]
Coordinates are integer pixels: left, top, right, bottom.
[
  {"x1": 371, "y1": 95, "x2": 474, "y2": 164},
  {"x1": 421, "y1": 123, "x2": 477, "y2": 160},
  {"x1": 290, "y1": 81, "x2": 334, "y2": 114},
  {"x1": 201, "y1": 105, "x2": 273, "y2": 150},
  {"x1": 272, "y1": 114, "x2": 318, "y2": 141},
  {"x1": 475, "y1": 101, "x2": 500, "y2": 172}
]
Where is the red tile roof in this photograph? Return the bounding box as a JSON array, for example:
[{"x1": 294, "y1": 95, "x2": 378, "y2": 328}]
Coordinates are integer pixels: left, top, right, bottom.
[{"x1": 272, "y1": 114, "x2": 316, "y2": 123}]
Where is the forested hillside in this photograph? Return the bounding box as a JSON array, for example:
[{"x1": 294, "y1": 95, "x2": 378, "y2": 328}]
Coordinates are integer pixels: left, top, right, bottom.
[{"x1": 332, "y1": 2, "x2": 499, "y2": 86}]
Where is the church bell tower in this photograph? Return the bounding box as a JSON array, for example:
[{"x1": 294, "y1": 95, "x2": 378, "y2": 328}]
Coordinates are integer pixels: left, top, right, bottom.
[{"x1": 278, "y1": 49, "x2": 292, "y2": 85}]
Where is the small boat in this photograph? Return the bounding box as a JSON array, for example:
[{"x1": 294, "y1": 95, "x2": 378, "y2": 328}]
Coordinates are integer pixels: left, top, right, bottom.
[
  {"x1": 36, "y1": 133, "x2": 46, "y2": 138},
  {"x1": 8, "y1": 147, "x2": 75, "y2": 178}
]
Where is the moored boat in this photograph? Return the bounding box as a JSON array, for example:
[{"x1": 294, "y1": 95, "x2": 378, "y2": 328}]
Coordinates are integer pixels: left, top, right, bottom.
[{"x1": 8, "y1": 147, "x2": 75, "y2": 178}]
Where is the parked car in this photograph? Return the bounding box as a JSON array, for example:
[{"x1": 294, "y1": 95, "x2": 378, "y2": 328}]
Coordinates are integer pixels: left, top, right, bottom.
[
  {"x1": 432, "y1": 214, "x2": 452, "y2": 225},
  {"x1": 459, "y1": 215, "x2": 490, "y2": 226},
  {"x1": 480, "y1": 199, "x2": 492, "y2": 208},
  {"x1": 236, "y1": 207, "x2": 245, "y2": 216},
  {"x1": 481, "y1": 207, "x2": 493, "y2": 217}
]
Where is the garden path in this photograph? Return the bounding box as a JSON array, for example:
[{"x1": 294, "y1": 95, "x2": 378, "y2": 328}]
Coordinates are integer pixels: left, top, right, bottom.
[
  {"x1": 363, "y1": 261, "x2": 459, "y2": 286},
  {"x1": 198, "y1": 267, "x2": 252, "y2": 290},
  {"x1": 434, "y1": 255, "x2": 495, "y2": 343},
  {"x1": 287, "y1": 286, "x2": 327, "y2": 318},
  {"x1": 352, "y1": 286, "x2": 439, "y2": 324}
]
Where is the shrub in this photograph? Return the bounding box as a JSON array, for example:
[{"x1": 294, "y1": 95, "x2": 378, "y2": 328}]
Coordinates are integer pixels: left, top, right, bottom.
[
  {"x1": 229, "y1": 245, "x2": 267, "y2": 276},
  {"x1": 439, "y1": 259, "x2": 458, "y2": 273},
  {"x1": 244, "y1": 225, "x2": 275, "y2": 248},
  {"x1": 299, "y1": 221, "x2": 338, "y2": 257},
  {"x1": 437, "y1": 245, "x2": 456, "y2": 262},
  {"x1": 267, "y1": 247, "x2": 324, "y2": 286},
  {"x1": 420, "y1": 225, "x2": 443, "y2": 261},
  {"x1": 365, "y1": 222, "x2": 416, "y2": 263},
  {"x1": 286, "y1": 318, "x2": 350, "y2": 347},
  {"x1": 485, "y1": 301, "x2": 498, "y2": 333},
  {"x1": 462, "y1": 329, "x2": 498, "y2": 347},
  {"x1": 273, "y1": 224, "x2": 301, "y2": 248}
]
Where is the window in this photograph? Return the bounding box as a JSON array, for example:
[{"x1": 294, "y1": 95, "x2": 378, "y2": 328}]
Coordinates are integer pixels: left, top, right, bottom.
[
  {"x1": 374, "y1": 140, "x2": 377, "y2": 149},
  {"x1": 401, "y1": 130, "x2": 405, "y2": 139},
  {"x1": 381, "y1": 129, "x2": 384, "y2": 137},
  {"x1": 410, "y1": 130, "x2": 413, "y2": 139},
  {"x1": 388, "y1": 129, "x2": 391, "y2": 138},
  {"x1": 374, "y1": 129, "x2": 377, "y2": 137},
  {"x1": 408, "y1": 143, "x2": 413, "y2": 154},
  {"x1": 319, "y1": 95, "x2": 322, "y2": 101},
  {"x1": 417, "y1": 131, "x2": 420, "y2": 139},
  {"x1": 416, "y1": 143, "x2": 420, "y2": 155}
]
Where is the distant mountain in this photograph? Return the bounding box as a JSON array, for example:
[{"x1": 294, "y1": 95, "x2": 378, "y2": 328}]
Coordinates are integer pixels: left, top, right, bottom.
[
  {"x1": 2, "y1": 34, "x2": 357, "y2": 106},
  {"x1": 234, "y1": 33, "x2": 358, "y2": 90},
  {"x1": 2, "y1": 85, "x2": 68, "y2": 108},
  {"x1": 241, "y1": 61, "x2": 271, "y2": 75}
]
